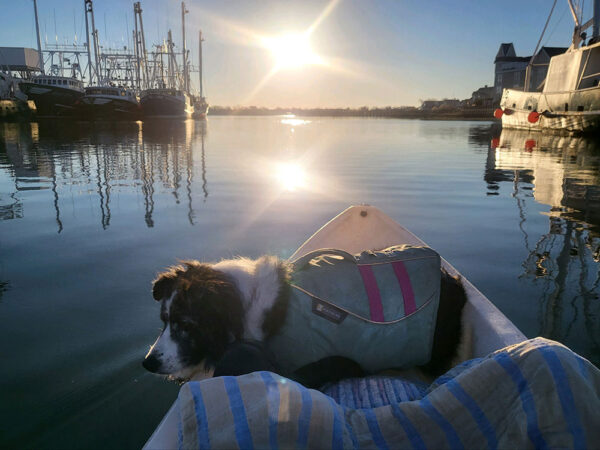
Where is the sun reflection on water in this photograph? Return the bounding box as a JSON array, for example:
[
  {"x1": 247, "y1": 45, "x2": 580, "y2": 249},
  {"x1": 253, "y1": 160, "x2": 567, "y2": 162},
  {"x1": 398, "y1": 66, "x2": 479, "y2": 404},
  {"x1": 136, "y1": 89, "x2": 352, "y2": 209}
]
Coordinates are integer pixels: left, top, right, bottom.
[
  {"x1": 275, "y1": 162, "x2": 307, "y2": 191},
  {"x1": 280, "y1": 118, "x2": 311, "y2": 127}
]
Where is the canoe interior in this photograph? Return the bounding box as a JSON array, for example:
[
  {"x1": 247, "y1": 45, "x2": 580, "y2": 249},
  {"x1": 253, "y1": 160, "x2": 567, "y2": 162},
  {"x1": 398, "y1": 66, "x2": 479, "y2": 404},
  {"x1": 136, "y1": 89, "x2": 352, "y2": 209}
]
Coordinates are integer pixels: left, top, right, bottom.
[{"x1": 144, "y1": 204, "x2": 526, "y2": 449}]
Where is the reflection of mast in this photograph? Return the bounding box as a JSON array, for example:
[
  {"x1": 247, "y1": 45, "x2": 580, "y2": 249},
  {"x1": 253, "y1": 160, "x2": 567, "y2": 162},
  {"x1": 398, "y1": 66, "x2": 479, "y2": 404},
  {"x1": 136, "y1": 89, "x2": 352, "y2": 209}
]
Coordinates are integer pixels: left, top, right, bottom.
[
  {"x1": 201, "y1": 123, "x2": 208, "y2": 199},
  {"x1": 172, "y1": 142, "x2": 181, "y2": 204},
  {"x1": 94, "y1": 145, "x2": 111, "y2": 229},
  {"x1": 541, "y1": 221, "x2": 572, "y2": 339},
  {"x1": 186, "y1": 133, "x2": 194, "y2": 225},
  {"x1": 140, "y1": 141, "x2": 155, "y2": 227},
  {"x1": 50, "y1": 157, "x2": 63, "y2": 234}
]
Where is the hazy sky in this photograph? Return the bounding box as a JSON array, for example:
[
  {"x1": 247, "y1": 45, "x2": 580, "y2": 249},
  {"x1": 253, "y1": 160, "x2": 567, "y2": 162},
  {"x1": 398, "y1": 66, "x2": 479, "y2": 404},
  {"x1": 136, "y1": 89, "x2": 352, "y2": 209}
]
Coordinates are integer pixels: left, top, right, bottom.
[{"x1": 1, "y1": 0, "x2": 592, "y2": 107}]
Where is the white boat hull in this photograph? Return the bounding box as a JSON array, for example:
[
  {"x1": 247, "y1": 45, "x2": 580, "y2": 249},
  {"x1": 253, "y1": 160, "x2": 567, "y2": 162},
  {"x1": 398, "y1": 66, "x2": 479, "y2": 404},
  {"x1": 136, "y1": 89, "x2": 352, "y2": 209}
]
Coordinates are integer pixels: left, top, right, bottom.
[{"x1": 500, "y1": 87, "x2": 600, "y2": 133}]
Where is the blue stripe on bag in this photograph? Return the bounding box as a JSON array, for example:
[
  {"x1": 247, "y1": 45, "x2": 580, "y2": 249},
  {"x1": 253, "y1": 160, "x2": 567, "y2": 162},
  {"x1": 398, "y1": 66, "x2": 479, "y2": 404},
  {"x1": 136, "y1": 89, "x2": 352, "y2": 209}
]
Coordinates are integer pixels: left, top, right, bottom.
[
  {"x1": 260, "y1": 372, "x2": 280, "y2": 450},
  {"x1": 223, "y1": 376, "x2": 254, "y2": 450},
  {"x1": 390, "y1": 402, "x2": 426, "y2": 450},
  {"x1": 446, "y1": 379, "x2": 498, "y2": 450},
  {"x1": 494, "y1": 352, "x2": 548, "y2": 450},
  {"x1": 296, "y1": 386, "x2": 312, "y2": 449},
  {"x1": 419, "y1": 397, "x2": 463, "y2": 450},
  {"x1": 364, "y1": 408, "x2": 389, "y2": 450},
  {"x1": 189, "y1": 382, "x2": 210, "y2": 450},
  {"x1": 538, "y1": 347, "x2": 586, "y2": 450}
]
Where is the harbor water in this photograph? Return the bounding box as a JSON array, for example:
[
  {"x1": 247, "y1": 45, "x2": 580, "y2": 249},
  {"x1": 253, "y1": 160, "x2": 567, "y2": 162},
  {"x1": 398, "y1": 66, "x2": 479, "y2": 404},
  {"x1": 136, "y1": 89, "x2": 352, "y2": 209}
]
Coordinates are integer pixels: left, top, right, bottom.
[{"x1": 1, "y1": 117, "x2": 599, "y2": 448}]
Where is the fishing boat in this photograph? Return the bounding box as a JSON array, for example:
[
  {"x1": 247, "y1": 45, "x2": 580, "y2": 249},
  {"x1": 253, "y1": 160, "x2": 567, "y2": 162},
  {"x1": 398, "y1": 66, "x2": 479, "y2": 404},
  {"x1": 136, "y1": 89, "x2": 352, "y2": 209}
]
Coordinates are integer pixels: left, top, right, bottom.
[
  {"x1": 19, "y1": 75, "x2": 84, "y2": 118},
  {"x1": 192, "y1": 96, "x2": 209, "y2": 119},
  {"x1": 140, "y1": 88, "x2": 194, "y2": 119},
  {"x1": 144, "y1": 204, "x2": 526, "y2": 449},
  {"x1": 495, "y1": 0, "x2": 600, "y2": 133},
  {"x1": 78, "y1": 86, "x2": 140, "y2": 120}
]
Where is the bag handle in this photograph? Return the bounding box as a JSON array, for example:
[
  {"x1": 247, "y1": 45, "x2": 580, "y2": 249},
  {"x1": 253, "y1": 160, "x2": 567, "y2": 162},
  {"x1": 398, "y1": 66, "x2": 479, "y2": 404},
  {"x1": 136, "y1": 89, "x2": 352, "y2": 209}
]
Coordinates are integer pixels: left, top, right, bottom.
[{"x1": 291, "y1": 248, "x2": 357, "y2": 270}]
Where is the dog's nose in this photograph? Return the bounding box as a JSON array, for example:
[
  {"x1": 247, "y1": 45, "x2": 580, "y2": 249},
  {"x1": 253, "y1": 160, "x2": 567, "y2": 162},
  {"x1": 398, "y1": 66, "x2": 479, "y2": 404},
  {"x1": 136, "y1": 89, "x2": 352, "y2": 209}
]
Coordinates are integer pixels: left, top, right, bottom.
[{"x1": 142, "y1": 354, "x2": 161, "y2": 373}]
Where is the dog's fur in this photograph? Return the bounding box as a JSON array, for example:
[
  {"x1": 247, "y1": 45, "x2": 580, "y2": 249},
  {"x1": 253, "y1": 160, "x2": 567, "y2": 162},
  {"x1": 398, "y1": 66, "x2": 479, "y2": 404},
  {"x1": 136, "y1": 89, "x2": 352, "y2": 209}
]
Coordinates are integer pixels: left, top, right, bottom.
[{"x1": 143, "y1": 256, "x2": 467, "y2": 384}]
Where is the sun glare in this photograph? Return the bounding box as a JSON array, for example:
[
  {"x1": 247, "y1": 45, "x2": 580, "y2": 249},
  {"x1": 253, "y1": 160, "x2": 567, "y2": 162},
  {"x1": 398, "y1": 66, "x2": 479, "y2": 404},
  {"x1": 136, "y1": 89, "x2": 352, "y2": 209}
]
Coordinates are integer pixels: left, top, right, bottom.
[
  {"x1": 275, "y1": 162, "x2": 307, "y2": 191},
  {"x1": 262, "y1": 34, "x2": 322, "y2": 70}
]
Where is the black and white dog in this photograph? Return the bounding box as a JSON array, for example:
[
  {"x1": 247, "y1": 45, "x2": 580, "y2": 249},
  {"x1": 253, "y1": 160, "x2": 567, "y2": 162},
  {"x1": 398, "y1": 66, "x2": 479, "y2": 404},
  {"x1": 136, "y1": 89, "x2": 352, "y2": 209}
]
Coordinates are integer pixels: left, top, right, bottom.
[{"x1": 142, "y1": 256, "x2": 467, "y2": 385}]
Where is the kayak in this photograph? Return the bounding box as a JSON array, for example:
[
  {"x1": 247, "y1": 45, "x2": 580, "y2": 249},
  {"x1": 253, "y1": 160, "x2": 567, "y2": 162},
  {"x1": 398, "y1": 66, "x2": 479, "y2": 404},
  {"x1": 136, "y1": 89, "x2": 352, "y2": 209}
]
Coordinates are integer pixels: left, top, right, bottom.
[{"x1": 144, "y1": 205, "x2": 526, "y2": 449}]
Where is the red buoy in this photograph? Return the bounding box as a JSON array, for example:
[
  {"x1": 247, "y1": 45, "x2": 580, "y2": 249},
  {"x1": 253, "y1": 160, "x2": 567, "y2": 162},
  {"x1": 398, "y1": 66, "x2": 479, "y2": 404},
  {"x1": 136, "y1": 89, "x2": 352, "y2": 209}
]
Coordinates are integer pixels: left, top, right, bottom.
[
  {"x1": 528, "y1": 111, "x2": 540, "y2": 123},
  {"x1": 491, "y1": 138, "x2": 500, "y2": 149},
  {"x1": 493, "y1": 108, "x2": 504, "y2": 119},
  {"x1": 525, "y1": 139, "x2": 536, "y2": 151}
]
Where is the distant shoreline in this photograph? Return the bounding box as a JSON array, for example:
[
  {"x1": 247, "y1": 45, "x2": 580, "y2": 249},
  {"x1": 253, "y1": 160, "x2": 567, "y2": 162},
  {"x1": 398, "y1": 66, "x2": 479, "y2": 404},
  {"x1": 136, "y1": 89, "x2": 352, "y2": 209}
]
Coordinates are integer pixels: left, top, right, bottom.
[{"x1": 209, "y1": 106, "x2": 497, "y2": 121}]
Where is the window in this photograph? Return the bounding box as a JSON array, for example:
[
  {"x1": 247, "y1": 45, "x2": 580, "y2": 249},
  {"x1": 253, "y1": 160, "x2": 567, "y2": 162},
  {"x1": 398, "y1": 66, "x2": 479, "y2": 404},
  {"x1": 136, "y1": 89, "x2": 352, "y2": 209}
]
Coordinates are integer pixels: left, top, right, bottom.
[
  {"x1": 564, "y1": 103, "x2": 569, "y2": 112},
  {"x1": 577, "y1": 105, "x2": 584, "y2": 112}
]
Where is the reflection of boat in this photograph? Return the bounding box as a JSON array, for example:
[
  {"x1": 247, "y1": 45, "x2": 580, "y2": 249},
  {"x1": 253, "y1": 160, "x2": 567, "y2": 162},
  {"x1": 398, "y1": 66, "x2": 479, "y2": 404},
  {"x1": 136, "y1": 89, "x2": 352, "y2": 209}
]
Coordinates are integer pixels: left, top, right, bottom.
[
  {"x1": 79, "y1": 86, "x2": 140, "y2": 120},
  {"x1": 492, "y1": 128, "x2": 600, "y2": 229},
  {"x1": 19, "y1": 75, "x2": 84, "y2": 117},
  {"x1": 144, "y1": 205, "x2": 526, "y2": 449},
  {"x1": 497, "y1": 1, "x2": 600, "y2": 133}
]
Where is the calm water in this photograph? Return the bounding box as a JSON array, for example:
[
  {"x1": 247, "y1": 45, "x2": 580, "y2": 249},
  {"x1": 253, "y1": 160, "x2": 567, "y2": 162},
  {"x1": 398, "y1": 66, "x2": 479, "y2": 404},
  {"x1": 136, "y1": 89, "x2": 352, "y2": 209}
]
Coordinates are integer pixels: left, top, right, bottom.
[{"x1": 1, "y1": 117, "x2": 599, "y2": 448}]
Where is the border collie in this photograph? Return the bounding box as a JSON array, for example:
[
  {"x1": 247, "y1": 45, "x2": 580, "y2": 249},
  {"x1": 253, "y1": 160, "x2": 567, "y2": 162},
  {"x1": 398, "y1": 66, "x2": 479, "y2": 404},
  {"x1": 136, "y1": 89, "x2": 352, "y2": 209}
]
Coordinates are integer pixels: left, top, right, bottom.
[{"x1": 142, "y1": 256, "x2": 467, "y2": 385}]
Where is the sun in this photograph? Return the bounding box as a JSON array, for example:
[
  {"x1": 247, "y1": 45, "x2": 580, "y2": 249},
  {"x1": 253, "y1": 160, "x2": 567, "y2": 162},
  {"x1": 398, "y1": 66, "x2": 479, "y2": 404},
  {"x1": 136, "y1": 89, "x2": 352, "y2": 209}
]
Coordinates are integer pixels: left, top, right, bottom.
[{"x1": 262, "y1": 33, "x2": 322, "y2": 70}]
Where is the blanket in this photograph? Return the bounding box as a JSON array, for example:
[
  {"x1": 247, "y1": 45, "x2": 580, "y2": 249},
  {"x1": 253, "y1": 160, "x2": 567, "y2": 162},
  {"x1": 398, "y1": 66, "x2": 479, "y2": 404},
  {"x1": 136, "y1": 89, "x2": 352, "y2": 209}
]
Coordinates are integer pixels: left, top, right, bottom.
[{"x1": 176, "y1": 338, "x2": 600, "y2": 449}]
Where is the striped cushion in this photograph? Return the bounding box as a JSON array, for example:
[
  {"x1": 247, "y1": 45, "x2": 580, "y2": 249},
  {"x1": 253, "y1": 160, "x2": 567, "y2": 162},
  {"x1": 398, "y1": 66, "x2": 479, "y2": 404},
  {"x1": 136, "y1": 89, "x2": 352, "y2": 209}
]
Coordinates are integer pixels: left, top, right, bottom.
[
  {"x1": 319, "y1": 377, "x2": 428, "y2": 409},
  {"x1": 177, "y1": 338, "x2": 600, "y2": 449}
]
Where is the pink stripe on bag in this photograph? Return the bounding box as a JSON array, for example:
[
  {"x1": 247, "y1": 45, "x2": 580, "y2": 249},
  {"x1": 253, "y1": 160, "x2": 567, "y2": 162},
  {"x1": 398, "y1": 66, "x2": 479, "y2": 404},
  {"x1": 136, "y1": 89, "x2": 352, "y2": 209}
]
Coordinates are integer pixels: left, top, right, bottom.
[
  {"x1": 392, "y1": 261, "x2": 417, "y2": 315},
  {"x1": 358, "y1": 265, "x2": 385, "y2": 322}
]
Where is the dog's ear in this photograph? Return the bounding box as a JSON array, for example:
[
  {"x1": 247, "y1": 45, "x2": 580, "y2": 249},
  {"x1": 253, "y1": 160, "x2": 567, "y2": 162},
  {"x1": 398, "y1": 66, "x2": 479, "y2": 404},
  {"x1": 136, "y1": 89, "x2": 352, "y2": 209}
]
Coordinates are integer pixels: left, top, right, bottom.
[{"x1": 152, "y1": 272, "x2": 177, "y2": 301}]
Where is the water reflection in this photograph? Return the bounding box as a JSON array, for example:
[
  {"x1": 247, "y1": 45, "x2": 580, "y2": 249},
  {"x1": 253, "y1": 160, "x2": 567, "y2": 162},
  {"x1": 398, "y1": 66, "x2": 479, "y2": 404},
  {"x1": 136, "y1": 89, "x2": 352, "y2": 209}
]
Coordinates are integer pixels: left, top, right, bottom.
[
  {"x1": 486, "y1": 129, "x2": 600, "y2": 361},
  {"x1": 0, "y1": 120, "x2": 208, "y2": 232}
]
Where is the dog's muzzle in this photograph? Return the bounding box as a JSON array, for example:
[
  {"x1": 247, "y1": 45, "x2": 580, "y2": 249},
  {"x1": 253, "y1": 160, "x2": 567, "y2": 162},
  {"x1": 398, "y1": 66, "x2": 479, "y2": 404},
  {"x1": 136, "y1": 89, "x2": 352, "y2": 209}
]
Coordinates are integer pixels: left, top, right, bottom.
[{"x1": 142, "y1": 353, "x2": 162, "y2": 373}]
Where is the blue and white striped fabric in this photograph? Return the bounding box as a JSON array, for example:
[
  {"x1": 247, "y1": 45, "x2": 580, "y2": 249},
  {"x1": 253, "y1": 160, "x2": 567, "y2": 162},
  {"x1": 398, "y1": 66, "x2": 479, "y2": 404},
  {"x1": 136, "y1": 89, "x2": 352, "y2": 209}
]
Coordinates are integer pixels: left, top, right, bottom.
[
  {"x1": 320, "y1": 377, "x2": 428, "y2": 409},
  {"x1": 177, "y1": 338, "x2": 600, "y2": 449}
]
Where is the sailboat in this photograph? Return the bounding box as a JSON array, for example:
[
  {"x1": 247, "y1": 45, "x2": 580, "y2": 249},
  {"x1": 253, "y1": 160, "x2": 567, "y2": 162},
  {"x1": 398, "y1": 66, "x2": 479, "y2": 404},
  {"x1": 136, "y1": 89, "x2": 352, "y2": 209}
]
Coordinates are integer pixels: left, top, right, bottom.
[{"x1": 495, "y1": 0, "x2": 600, "y2": 133}]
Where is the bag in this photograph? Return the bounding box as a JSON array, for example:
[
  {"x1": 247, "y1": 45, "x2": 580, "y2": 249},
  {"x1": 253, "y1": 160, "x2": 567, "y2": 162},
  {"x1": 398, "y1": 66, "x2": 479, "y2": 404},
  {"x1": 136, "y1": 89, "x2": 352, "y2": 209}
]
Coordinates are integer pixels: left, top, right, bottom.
[{"x1": 266, "y1": 245, "x2": 441, "y2": 373}]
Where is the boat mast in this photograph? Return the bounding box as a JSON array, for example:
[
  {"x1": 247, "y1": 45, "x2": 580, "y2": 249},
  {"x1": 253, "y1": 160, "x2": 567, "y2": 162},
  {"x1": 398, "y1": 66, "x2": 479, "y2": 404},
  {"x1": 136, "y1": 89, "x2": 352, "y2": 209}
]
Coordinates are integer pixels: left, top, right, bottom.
[
  {"x1": 84, "y1": 0, "x2": 101, "y2": 85},
  {"x1": 167, "y1": 30, "x2": 175, "y2": 89},
  {"x1": 199, "y1": 30, "x2": 204, "y2": 98},
  {"x1": 134, "y1": 2, "x2": 150, "y2": 90},
  {"x1": 181, "y1": 2, "x2": 189, "y2": 93},
  {"x1": 33, "y1": 0, "x2": 45, "y2": 74},
  {"x1": 84, "y1": 0, "x2": 93, "y2": 83}
]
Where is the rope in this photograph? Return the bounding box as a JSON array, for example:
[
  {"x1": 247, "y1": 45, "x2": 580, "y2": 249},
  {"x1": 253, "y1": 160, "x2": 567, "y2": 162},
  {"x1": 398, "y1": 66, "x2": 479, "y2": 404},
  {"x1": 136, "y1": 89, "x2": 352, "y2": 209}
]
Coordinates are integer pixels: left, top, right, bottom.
[{"x1": 525, "y1": 0, "x2": 558, "y2": 90}]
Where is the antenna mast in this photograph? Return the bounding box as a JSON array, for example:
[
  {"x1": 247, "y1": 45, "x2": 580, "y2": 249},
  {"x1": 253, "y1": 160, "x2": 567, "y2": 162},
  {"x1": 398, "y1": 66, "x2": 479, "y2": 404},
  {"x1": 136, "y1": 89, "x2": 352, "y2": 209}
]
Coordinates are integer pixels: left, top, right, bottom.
[
  {"x1": 33, "y1": 0, "x2": 45, "y2": 74},
  {"x1": 199, "y1": 30, "x2": 204, "y2": 98},
  {"x1": 181, "y1": 2, "x2": 189, "y2": 93}
]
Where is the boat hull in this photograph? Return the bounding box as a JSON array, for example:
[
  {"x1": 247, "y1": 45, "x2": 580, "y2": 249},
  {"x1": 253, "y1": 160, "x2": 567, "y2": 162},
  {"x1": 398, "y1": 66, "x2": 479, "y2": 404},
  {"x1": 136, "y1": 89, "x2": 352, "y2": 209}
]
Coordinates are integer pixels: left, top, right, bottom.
[
  {"x1": 19, "y1": 81, "x2": 84, "y2": 117},
  {"x1": 192, "y1": 99, "x2": 209, "y2": 119},
  {"x1": 500, "y1": 87, "x2": 600, "y2": 133},
  {"x1": 140, "y1": 93, "x2": 193, "y2": 119},
  {"x1": 78, "y1": 96, "x2": 141, "y2": 121}
]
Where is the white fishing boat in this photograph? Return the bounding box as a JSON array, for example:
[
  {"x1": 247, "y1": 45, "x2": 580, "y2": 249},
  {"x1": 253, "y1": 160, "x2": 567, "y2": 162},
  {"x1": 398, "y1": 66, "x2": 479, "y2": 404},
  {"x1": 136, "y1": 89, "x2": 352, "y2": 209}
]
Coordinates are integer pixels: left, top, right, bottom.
[
  {"x1": 79, "y1": 86, "x2": 140, "y2": 120},
  {"x1": 144, "y1": 205, "x2": 526, "y2": 449},
  {"x1": 496, "y1": 0, "x2": 600, "y2": 133}
]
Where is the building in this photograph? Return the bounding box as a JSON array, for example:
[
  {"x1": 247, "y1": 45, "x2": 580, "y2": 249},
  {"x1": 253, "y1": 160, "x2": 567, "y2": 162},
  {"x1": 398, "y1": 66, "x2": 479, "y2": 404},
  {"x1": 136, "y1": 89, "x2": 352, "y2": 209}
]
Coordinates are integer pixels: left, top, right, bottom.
[
  {"x1": 493, "y1": 43, "x2": 567, "y2": 99},
  {"x1": 493, "y1": 43, "x2": 530, "y2": 98}
]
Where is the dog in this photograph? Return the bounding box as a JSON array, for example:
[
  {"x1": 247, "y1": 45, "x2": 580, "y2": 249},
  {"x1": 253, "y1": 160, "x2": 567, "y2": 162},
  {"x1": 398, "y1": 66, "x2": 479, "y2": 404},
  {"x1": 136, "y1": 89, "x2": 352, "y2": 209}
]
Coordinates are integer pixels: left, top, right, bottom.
[{"x1": 142, "y1": 255, "x2": 467, "y2": 385}]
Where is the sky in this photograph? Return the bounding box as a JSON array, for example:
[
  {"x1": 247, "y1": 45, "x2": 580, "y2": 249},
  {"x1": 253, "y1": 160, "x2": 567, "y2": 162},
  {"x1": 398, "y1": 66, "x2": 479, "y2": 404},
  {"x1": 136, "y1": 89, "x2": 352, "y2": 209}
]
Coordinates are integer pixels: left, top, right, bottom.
[{"x1": 0, "y1": 0, "x2": 593, "y2": 107}]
